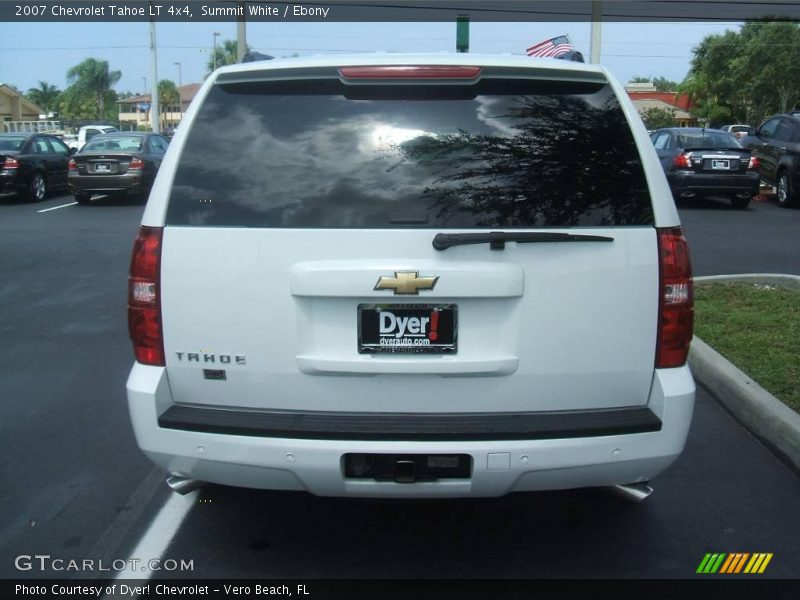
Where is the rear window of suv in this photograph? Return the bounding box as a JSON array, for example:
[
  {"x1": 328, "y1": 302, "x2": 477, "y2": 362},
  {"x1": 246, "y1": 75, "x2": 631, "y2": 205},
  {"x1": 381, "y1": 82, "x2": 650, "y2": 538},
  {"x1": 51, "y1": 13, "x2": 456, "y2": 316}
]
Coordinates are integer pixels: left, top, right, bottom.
[{"x1": 167, "y1": 77, "x2": 653, "y2": 228}]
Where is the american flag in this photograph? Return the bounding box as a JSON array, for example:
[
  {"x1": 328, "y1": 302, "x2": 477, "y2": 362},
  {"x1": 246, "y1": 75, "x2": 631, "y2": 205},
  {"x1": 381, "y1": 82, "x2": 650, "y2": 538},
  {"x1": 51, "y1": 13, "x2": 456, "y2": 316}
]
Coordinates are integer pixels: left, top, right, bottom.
[{"x1": 527, "y1": 35, "x2": 574, "y2": 58}]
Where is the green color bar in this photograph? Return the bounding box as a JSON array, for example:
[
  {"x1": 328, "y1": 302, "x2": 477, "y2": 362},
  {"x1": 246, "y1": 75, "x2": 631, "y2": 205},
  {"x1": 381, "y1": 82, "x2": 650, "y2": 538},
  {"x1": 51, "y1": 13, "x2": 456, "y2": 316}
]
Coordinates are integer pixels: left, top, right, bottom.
[
  {"x1": 456, "y1": 15, "x2": 469, "y2": 53},
  {"x1": 710, "y1": 553, "x2": 727, "y2": 573},
  {"x1": 696, "y1": 553, "x2": 714, "y2": 573}
]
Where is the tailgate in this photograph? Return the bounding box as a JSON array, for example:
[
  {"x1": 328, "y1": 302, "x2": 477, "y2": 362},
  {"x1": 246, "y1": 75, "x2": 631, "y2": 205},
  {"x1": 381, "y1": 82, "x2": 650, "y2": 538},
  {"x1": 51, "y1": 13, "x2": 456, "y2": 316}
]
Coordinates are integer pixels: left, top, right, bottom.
[
  {"x1": 160, "y1": 227, "x2": 658, "y2": 413},
  {"x1": 157, "y1": 64, "x2": 659, "y2": 415}
]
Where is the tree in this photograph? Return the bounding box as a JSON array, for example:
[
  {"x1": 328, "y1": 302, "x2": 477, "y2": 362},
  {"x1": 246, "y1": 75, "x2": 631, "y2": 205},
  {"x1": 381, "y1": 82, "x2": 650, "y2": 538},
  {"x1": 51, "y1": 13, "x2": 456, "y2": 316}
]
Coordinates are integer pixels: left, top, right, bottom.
[
  {"x1": 26, "y1": 81, "x2": 61, "y2": 113},
  {"x1": 65, "y1": 58, "x2": 122, "y2": 120},
  {"x1": 682, "y1": 22, "x2": 800, "y2": 125},
  {"x1": 206, "y1": 39, "x2": 251, "y2": 73},
  {"x1": 651, "y1": 77, "x2": 680, "y2": 92},
  {"x1": 640, "y1": 107, "x2": 676, "y2": 130},
  {"x1": 157, "y1": 79, "x2": 180, "y2": 129},
  {"x1": 58, "y1": 86, "x2": 96, "y2": 121}
]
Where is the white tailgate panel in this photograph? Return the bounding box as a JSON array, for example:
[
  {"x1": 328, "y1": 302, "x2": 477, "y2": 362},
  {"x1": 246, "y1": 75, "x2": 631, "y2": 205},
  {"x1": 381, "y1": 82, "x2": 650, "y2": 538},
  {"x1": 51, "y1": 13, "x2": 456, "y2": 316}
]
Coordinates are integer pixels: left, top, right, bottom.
[{"x1": 160, "y1": 227, "x2": 658, "y2": 413}]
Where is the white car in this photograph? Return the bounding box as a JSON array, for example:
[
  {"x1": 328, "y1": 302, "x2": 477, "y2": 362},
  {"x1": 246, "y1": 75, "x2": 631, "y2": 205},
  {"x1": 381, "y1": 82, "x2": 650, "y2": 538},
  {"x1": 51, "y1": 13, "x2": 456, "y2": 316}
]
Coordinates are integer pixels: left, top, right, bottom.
[
  {"x1": 66, "y1": 125, "x2": 118, "y2": 151},
  {"x1": 720, "y1": 124, "x2": 751, "y2": 139},
  {"x1": 126, "y1": 54, "x2": 695, "y2": 500}
]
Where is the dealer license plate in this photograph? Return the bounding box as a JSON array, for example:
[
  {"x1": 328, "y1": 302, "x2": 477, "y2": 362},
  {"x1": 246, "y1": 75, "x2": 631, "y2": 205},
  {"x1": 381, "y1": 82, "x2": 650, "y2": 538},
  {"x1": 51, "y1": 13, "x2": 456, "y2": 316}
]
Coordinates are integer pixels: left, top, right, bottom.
[{"x1": 358, "y1": 304, "x2": 457, "y2": 354}]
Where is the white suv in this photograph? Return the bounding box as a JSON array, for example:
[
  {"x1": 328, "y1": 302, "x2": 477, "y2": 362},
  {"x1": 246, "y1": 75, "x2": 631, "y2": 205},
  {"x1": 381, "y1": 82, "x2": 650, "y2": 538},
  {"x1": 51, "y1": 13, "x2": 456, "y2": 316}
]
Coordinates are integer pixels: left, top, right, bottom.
[{"x1": 126, "y1": 54, "x2": 695, "y2": 499}]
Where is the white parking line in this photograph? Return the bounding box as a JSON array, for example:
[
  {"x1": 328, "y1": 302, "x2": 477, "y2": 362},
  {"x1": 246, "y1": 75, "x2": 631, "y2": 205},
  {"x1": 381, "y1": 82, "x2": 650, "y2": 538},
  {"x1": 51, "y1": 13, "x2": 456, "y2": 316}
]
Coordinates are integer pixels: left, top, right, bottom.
[
  {"x1": 37, "y1": 201, "x2": 78, "y2": 213},
  {"x1": 112, "y1": 488, "x2": 198, "y2": 581}
]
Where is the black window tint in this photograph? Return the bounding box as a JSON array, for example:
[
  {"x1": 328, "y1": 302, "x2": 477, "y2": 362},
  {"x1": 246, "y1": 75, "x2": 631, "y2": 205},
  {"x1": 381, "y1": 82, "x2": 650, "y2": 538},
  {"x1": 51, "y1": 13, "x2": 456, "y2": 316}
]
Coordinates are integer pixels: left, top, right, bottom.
[
  {"x1": 49, "y1": 137, "x2": 70, "y2": 155},
  {"x1": 33, "y1": 138, "x2": 52, "y2": 154},
  {"x1": 775, "y1": 121, "x2": 795, "y2": 142},
  {"x1": 0, "y1": 136, "x2": 26, "y2": 151},
  {"x1": 151, "y1": 136, "x2": 168, "y2": 153},
  {"x1": 167, "y1": 79, "x2": 653, "y2": 228},
  {"x1": 677, "y1": 132, "x2": 739, "y2": 149},
  {"x1": 760, "y1": 118, "x2": 780, "y2": 139},
  {"x1": 652, "y1": 132, "x2": 670, "y2": 150}
]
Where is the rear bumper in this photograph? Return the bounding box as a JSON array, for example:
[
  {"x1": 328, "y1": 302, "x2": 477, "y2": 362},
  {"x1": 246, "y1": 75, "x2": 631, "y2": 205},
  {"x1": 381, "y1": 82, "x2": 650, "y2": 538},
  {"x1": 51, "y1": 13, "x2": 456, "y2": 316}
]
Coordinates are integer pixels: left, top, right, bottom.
[
  {"x1": 0, "y1": 172, "x2": 24, "y2": 194},
  {"x1": 126, "y1": 364, "x2": 695, "y2": 498},
  {"x1": 69, "y1": 172, "x2": 143, "y2": 194},
  {"x1": 668, "y1": 171, "x2": 760, "y2": 197}
]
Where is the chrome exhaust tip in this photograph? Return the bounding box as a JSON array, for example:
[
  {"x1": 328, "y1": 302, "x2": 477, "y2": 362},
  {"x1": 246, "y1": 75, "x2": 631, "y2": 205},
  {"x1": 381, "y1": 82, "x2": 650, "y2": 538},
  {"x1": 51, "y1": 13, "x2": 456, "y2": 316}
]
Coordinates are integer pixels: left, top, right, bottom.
[
  {"x1": 166, "y1": 475, "x2": 203, "y2": 495},
  {"x1": 609, "y1": 482, "x2": 653, "y2": 503}
]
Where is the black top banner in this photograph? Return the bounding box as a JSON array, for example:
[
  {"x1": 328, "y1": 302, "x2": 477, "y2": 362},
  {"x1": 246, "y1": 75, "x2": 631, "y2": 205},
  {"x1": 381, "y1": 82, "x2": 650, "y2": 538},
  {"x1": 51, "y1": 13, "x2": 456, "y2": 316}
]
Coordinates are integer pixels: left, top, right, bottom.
[{"x1": 2, "y1": 0, "x2": 800, "y2": 23}]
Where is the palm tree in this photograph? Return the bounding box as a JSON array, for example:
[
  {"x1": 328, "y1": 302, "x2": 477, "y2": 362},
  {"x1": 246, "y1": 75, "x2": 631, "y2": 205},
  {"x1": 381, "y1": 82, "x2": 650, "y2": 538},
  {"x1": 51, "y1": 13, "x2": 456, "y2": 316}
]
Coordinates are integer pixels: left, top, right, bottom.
[
  {"x1": 26, "y1": 81, "x2": 61, "y2": 113},
  {"x1": 206, "y1": 40, "x2": 251, "y2": 73},
  {"x1": 157, "y1": 80, "x2": 180, "y2": 129},
  {"x1": 66, "y1": 58, "x2": 122, "y2": 120}
]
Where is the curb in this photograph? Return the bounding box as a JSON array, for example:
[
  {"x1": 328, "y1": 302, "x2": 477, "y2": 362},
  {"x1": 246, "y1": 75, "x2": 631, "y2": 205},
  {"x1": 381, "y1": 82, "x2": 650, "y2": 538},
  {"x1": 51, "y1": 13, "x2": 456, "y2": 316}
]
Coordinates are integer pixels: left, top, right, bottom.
[
  {"x1": 690, "y1": 274, "x2": 800, "y2": 472},
  {"x1": 695, "y1": 273, "x2": 800, "y2": 289}
]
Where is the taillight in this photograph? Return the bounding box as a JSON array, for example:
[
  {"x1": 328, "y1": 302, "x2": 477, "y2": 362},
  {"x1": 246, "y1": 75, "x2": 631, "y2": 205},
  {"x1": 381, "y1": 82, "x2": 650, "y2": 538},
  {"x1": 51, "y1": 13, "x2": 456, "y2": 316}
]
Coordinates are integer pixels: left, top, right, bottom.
[
  {"x1": 748, "y1": 156, "x2": 760, "y2": 170},
  {"x1": 656, "y1": 227, "x2": 693, "y2": 368},
  {"x1": 3, "y1": 157, "x2": 19, "y2": 169},
  {"x1": 672, "y1": 153, "x2": 692, "y2": 169},
  {"x1": 338, "y1": 65, "x2": 481, "y2": 79},
  {"x1": 68, "y1": 158, "x2": 77, "y2": 171},
  {"x1": 129, "y1": 157, "x2": 145, "y2": 170},
  {"x1": 128, "y1": 226, "x2": 164, "y2": 366}
]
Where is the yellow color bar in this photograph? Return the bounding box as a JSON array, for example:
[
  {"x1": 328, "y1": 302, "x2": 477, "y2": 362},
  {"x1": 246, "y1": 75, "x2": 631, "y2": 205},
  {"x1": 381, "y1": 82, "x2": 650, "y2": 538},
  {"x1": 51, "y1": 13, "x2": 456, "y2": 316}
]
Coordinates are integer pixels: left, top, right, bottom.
[
  {"x1": 744, "y1": 554, "x2": 760, "y2": 574},
  {"x1": 758, "y1": 554, "x2": 773, "y2": 574}
]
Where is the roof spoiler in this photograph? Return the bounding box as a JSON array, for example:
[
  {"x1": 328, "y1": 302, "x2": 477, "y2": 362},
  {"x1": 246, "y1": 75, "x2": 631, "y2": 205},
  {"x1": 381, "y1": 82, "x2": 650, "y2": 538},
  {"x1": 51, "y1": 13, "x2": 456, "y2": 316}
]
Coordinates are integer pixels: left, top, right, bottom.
[
  {"x1": 555, "y1": 50, "x2": 585, "y2": 63},
  {"x1": 241, "y1": 51, "x2": 275, "y2": 63}
]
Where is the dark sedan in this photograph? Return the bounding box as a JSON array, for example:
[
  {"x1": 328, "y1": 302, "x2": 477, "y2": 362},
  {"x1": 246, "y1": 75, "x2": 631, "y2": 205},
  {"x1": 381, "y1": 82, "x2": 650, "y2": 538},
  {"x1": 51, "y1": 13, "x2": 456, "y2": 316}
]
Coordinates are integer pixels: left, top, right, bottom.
[
  {"x1": 651, "y1": 128, "x2": 760, "y2": 209},
  {"x1": 0, "y1": 132, "x2": 73, "y2": 202},
  {"x1": 68, "y1": 132, "x2": 169, "y2": 204}
]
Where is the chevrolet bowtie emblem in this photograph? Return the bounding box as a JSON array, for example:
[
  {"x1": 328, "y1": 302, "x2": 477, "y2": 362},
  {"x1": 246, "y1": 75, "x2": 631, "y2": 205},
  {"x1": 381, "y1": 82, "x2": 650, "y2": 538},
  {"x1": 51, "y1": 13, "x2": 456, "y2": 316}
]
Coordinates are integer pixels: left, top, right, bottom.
[{"x1": 374, "y1": 271, "x2": 439, "y2": 295}]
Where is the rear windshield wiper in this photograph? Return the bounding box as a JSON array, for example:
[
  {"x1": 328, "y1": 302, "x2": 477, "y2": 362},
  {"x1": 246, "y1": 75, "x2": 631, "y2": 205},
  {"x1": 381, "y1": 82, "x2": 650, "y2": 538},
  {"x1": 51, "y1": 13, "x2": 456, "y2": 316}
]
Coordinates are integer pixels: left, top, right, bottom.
[{"x1": 432, "y1": 231, "x2": 614, "y2": 251}]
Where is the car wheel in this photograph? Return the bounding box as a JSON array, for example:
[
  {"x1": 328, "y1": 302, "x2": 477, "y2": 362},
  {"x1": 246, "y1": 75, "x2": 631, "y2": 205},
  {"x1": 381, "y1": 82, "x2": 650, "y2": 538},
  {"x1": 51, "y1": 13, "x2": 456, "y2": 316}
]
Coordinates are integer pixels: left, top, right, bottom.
[
  {"x1": 73, "y1": 192, "x2": 91, "y2": 205},
  {"x1": 729, "y1": 195, "x2": 750, "y2": 209},
  {"x1": 776, "y1": 172, "x2": 797, "y2": 208},
  {"x1": 26, "y1": 172, "x2": 47, "y2": 202}
]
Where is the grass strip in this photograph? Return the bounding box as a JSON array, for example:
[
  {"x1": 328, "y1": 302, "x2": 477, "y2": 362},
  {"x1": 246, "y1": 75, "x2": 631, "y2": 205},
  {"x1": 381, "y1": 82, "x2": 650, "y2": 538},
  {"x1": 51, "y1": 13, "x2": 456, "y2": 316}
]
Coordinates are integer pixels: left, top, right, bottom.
[{"x1": 694, "y1": 282, "x2": 799, "y2": 412}]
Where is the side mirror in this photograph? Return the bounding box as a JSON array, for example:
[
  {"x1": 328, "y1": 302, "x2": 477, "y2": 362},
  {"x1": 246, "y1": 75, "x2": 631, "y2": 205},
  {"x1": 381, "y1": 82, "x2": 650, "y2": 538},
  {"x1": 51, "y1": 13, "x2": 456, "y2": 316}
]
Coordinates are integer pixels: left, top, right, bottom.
[{"x1": 68, "y1": 147, "x2": 77, "y2": 155}]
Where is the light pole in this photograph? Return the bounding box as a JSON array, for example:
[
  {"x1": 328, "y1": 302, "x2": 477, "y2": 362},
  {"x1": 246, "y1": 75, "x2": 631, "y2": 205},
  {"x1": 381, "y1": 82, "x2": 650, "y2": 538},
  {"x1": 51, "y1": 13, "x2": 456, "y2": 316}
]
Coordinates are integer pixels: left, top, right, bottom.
[
  {"x1": 174, "y1": 61, "x2": 182, "y2": 120},
  {"x1": 212, "y1": 31, "x2": 221, "y2": 71},
  {"x1": 141, "y1": 77, "x2": 147, "y2": 128}
]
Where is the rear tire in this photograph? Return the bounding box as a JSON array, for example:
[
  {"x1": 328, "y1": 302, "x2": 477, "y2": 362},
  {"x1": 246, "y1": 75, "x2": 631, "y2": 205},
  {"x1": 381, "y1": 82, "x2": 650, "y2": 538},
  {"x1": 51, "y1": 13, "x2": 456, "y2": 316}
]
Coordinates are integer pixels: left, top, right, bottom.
[
  {"x1": 776, "y1": 172, "x2": 798, "y2": 208},
  {"x1": 73, "y1": 192, "x2": 91, "y2": 205},
  {"x1": 729, "y1": 195, "x2": 751, "y2": 209},
  {"x1": 25, "y1": 172, "x2": 47, "y2": 202}
]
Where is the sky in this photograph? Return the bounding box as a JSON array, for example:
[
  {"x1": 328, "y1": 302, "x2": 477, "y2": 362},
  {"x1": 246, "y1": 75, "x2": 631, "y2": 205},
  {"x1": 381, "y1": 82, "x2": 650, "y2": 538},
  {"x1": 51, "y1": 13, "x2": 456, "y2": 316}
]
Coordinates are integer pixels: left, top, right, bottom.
[{"x1": 1, "y1": 19, "x2": 740, "y2": 95}]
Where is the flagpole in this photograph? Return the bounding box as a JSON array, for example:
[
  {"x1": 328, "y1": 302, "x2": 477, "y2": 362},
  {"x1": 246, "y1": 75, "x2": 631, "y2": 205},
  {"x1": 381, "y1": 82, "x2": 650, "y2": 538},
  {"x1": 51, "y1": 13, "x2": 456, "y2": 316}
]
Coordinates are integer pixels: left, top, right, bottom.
[{"x1": 590, "y1": 1, "x2": 602, "y2": 63}]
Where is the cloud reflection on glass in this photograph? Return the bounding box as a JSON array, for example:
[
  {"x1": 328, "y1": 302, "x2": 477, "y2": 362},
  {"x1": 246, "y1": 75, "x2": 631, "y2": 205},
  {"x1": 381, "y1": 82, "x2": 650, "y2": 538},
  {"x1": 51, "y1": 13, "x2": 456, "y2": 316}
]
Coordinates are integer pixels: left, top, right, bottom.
[{"x1": 167, "y1": 80, "x2": 653, "y2": 229}]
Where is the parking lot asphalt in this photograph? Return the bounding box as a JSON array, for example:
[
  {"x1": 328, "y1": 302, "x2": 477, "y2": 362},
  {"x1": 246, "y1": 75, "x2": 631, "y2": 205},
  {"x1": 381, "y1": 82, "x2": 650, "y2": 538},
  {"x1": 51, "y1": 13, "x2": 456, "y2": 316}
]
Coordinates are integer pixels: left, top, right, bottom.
[
  {"x1": 677, "y1": 195, "x2": 800, "y2": 276},
  {"x1": 0, "y1": 193, "x2": 151, "y2": 578},
  {"x1": 1, "y1": 192, "x2": 798, "y2": 580}
]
